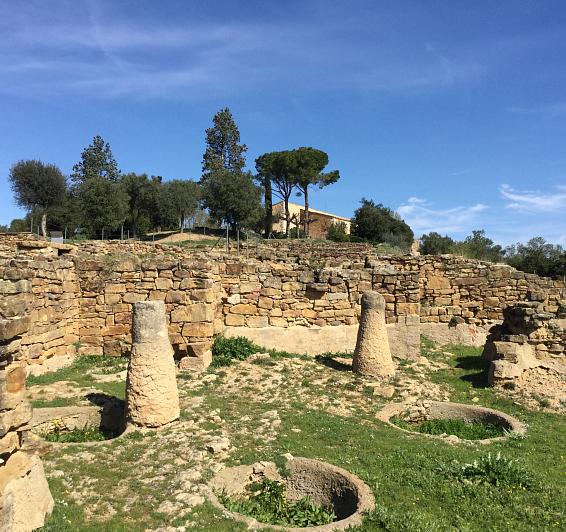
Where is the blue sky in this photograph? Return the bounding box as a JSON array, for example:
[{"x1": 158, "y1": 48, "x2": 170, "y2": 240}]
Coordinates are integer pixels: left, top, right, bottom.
[{"x1": 1, "y1": 0, "x2": 565, "y2": 245}]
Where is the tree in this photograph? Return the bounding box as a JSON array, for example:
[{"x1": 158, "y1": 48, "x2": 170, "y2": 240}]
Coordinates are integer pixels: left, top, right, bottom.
[
  {"x1": 79, "y1": 177, "x2": 128, "y2": 237},
  {"x1": 455, "y1": 230, "x2": 503, "y2": 263},
  {"x1": 327, "y1": 221, "x2": 349, "y2": 242},
  {"x1": 420, "y1": 232, "x2": 456, "y2": 255},
  {"x1": 167, "y1": 180, "x2": 201, "y2": 231},
  {"x1": 506, "y1": 237, "x2": 565, "y2": 279},
  {"x1": 201, "y1": 108, "x2": 247, "y2": 182},
  {"x1": 9, "y1": 159, "x2": 67, "y2": 237},
  {"x1": 71, "y1": 135, "x2": 120, "y2": 186},
  {"x1": 255, "y1": 151, "x2": 297, "y2": 238},
  {"x1": 202, "y1": 169, "x2": 262, "y2": 230},
  {"x1": 351, "y1": 198, "x2": 414, "y2": 249},
  {"x1": 255, "y1": 171, "x2": 273, "y2": 238},
  {"x1": 292, "y1": 147, "x2": 340, "y2": 237},
  {"x1": 9, "y1": 219, "x2": 29, "y2": 232},
  {"x1": 121, "y1": 173, "x2": 158, "y2": 237}
]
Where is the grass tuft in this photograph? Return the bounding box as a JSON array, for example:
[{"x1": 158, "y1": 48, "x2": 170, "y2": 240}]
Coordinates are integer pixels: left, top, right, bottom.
[{"x1": 391, "y1": 417, "x2": 506, "y2": 440}]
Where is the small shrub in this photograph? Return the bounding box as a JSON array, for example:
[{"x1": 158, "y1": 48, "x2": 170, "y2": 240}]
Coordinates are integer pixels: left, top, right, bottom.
[
  {"x1": 41, "y1": 426, "x2": 116, "y2": 443},
  {"x1": 219, "y1": 478, "x2": 336, "y2": 527},
  {"x1": 211, "y1": 336, "x2": 259, "y2": 367},
  {"x1": 390, "y1": 417, "x2": 505, "y2": 440},
  {"x1": 459, "y1": 453, "x2": 533, "y2": 488}
]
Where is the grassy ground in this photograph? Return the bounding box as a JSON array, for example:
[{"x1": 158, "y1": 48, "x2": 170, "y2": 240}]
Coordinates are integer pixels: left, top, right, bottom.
[{"x1": 29, "y1": 340, "x2": 565, "y2": 531}]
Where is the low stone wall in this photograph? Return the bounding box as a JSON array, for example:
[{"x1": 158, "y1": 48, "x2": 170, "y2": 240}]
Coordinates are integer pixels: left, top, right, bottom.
[{"x1": 224, "y1": 317, "x2": 420, "y2": 359}]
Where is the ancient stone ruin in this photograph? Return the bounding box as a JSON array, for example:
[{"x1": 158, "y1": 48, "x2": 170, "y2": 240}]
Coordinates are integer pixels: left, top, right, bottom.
[
  {"x1": 483, "y1": 292, "x2": 566, "y2": 385},
  {"x1": 352, "y1": 291, "x2": 395, "y2": 378},
  {"x1": 126, "y1": 300, "x2": 180, "y2": 427},
  {"x1": 0, "y1": 252, "x2": 53, "y2": 531}
]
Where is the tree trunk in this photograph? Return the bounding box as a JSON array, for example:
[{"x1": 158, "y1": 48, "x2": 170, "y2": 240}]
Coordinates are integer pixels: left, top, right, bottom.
[
  {"x1": 41, "y1": 213, "x2": 47, "y2": 238},
  {"x1": 264, "y1": 177, "x2": 273, "y2": 237},
  {"x1": 303, "y1": 187, "x2": 309, "y2": 238},
  {"x1": 284, "y1": 199, "x2": 290, "y2": 238}
]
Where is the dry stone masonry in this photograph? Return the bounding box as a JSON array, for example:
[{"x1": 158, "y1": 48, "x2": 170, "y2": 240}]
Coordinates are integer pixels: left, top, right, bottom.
[
  {"x1": 352, "y1": 291, "x2": 395, "y2": 378},
  {"x1": 0, "y1": 244, "x2": 54, "y2": 531},
  {"x1": 0, "y1": 236, "x2": 564, "y2": 374},
  {"x1": 483, "y1": 292, "x2": 566, "y2": 384},
  {"x1": 126, "y1": 301, "x2": 180, "y2": 427}
]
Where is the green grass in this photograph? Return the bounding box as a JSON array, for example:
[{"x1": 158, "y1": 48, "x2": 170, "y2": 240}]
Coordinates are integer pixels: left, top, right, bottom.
[
  {"x1": 37, "y1": 341, "x2": 566, "y2": 531},
  {"x1": 27, "y1": 356, "x2": 127, "y2": 387},
  {"x1": 390, "y1": 417, "x2": 506, "y2": 440}
]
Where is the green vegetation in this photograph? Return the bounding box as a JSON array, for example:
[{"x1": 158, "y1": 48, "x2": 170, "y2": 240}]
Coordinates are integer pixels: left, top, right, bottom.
[
  {"x1": 351, "y1": 198, "x2": 414, "y2": 250},
  {"x1": 41, "y1": 426, "x2": 117, "y2": 443},
  {"x1": 210, "y1": 335, "x2": 260, "y2": 367},
  {"x1": 219, "y1": 478, "x2": 336, "y2": 527},
  {"x1": 390, "y1": 417, "x2": 506, "y2": 440},
  {"x1": 35, "y1": 339, "x2": 565, "y2": 531}
]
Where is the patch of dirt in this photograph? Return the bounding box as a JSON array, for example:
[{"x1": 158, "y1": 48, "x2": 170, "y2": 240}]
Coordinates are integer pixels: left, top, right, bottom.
[{"x1": 494, "y1": 366, "x2": 566, "y2": 413}]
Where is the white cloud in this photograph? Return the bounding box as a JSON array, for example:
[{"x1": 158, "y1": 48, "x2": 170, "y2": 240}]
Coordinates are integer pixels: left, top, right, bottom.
[
  {"x1": 397, "y1": 197, "x2": 488, "y2": 236},
  {"x1": 500, "y1": 184, "x2": 566, "y2": 213}
]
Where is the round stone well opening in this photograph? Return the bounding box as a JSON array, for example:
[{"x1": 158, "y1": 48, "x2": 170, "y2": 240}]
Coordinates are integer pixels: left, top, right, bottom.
[
  {"x1": 29, "y1": 399, "x2": 126, "y2": 445},
  {"x1": 378, "y1": 400, "x2": 526, "y2": 444},
  {"x1": 208, "y1": 457, "x2": 375, "y2": 530}
]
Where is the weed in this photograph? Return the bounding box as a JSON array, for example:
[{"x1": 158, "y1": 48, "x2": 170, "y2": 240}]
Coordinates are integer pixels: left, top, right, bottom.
[
  {"x1": 41, "y1": 426, "x2": 117, "y2": 443},
  {"x1": 390, "y1": 417, "x2": 506, "y2": 440},
  {"x1": 218, "y1": 478, "x2": 336, "y2": 527},
  {"x1": 210, "y1": 336, "x2": 260, "y2": 367},
  {"x1": 458, "y1": 453, "x2": 533, "y2": 488}
]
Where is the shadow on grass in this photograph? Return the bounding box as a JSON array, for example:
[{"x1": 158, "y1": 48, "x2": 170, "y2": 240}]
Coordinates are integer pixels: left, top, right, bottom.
[
  {"x1": 454, "y1": 355, "x2": 490, "y2": 389},
  {"x1": 314, "y1": 354, "x2": 351, "y2": 372}
]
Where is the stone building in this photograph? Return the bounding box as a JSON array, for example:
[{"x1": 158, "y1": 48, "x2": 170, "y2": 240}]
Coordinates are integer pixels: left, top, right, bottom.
[{"x1": 272, "y1": 201, "x2": 351, "y2": 238}]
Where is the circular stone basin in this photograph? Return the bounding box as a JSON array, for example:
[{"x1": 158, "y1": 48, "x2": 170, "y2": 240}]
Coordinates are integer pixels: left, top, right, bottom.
[
  {"x1": 29, "y1": 402, "x2": 127, "y2": 445},
  {"x1": 377, "y1": 400, "x2": 526, "y2": 444},
  {"x1": 208, "y1": 457, "x2": 375, "y2": 531}
]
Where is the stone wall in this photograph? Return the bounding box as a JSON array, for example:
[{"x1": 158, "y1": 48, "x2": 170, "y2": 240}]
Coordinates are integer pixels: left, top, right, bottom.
[
  {"x1": 0, "y1": 245, "x2": 54, "y2": 530},
  {"x1": 0, "y1": 236, "x2": 564, "y2": 370}
]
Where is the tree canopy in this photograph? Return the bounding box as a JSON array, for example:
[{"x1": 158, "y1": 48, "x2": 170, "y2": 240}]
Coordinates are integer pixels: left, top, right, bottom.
[
  {"x1": 351, "y1": 198, "x2": 414, "y2": 249},
  {"x1": 201, "y1": 108, "x2": 247, "y2": 181},
  {"x1": 71, "y1": 135, "x2": 120, "y2": 186},
  {"x1": 202, "y1": 169, "x2": 262, "y2": 229},
  {"x1": 9, "y1": 159, "x2": 67, "y2": 236},
  {"x1": 420, "y1": 232, "x2": 456, "y2": 255},
  {"x1": 292, "y1": 147, "x2": 340, "y2": 237}
]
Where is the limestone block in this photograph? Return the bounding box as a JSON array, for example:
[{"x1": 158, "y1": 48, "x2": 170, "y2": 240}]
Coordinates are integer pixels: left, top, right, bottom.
[
  {"x1": 0, "y1": 317, "x2": 31, "y2": 342},
  {"x1": 126, "y1": 301, "x2": 180, "y2": 427},
  {"x1": 230, "y1": 304, "x2": 257, "y2": 315},
  {"x1": 182, "y1": 322, "x2": 214, "y2": 338},
  {"x1": 0, "y1": 402, "x2": 33, "y2": 438},
  {"x1": 0, "y1": 455, "x2": 54, "y2": 532},
  {"x1": 352, "y1": 292, "x2": 395, "y2": 378},
  {"x1": 0, "y1": 431, "x2": 19, "y2": 456},
  {"x1": 0, "y1": 365, "x2": 26, "y2": 410},
  {"x1": 225, "y1": 314, "x2": 245, "y2": 326}
]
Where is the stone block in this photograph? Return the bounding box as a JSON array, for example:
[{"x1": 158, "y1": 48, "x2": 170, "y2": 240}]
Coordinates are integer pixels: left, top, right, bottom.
[
  {"x1": 247, "y1": 316, "x2": 269, "y2": 328},
  {"x1": 225, "y1": 314, "x2": 245, "y2": 326},
  {"x1": 123, "y1": 292, "x2": 148, "y2": 304},
  {"x1": 0, "y1": 317, "x2": 30, "y2": 342},
  {"x1": 182, "y1": 322, "x2": 214, "y2": 338},
  {"x1": 0, "y1": 402, "x2": 33, "y2": 438},
  {"x1": 230, "y1": 304, "x2": 257, "y2": 315}
]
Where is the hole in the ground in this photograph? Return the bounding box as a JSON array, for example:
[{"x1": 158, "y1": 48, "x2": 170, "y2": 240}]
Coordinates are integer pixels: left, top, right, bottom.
[
  {"x1": 378, "y1": 400, "x2": 526, "y2": 443},
  {"x1": 208, "y1": 457, "x2": 375, "y2": 530},
  {"x1": 29, "y1": 399, "x2": 125, "y2": 444}
]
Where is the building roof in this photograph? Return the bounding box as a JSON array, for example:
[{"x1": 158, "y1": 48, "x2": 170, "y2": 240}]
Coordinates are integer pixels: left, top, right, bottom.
[{"x1": 272, "y1": 201, "x2": 351, "y2": 222}]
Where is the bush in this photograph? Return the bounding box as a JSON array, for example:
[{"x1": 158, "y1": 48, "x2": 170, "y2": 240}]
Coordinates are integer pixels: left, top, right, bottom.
[
  {"x1": 211, "y1": 336, "x2": 259, "y2": 367},
  {"x1": 458, "y1": 452, "x2": 533, "y2": 488},
  {"x1": 327, "y1": 221, "x2": 350, "y2": 242},
  {"x1": 219, "y1": 478, "x2": 336, "y2": 527}
]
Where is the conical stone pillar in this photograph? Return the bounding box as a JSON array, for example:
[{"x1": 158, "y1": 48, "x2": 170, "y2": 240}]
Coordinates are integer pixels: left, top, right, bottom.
[
  {"x1": 126, "y1": 301, "x2": 180, "y2": 427},
  {"x1": 352, "y1": 291, "x2": 395, "y2": 378}
]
